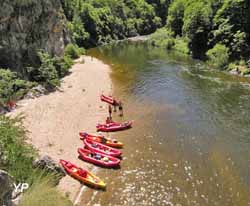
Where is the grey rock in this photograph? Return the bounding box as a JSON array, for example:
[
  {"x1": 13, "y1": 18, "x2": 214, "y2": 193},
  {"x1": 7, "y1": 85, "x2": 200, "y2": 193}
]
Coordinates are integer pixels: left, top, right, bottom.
[
  {"x1": 24, "y1": 84, "x2": 47, "y2": 99},
  {"x1": 33, "y1": 155, "x2": 66, "y2": 176},
  {"x1": 0, "y1": 170, "x2": 14, "y2": 206},
  {"x1": 229, "y1": 68, "x2": 240, "y2": 75},
  {"x1": 0, "y1": 0, "x2": 70, "y2": 73}
]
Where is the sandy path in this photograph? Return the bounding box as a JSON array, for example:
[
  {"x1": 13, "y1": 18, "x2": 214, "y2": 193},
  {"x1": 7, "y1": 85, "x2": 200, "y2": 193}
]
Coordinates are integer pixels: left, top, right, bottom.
[{"x1": 10, "y1": 56, "x2": 112, "y2": 201}]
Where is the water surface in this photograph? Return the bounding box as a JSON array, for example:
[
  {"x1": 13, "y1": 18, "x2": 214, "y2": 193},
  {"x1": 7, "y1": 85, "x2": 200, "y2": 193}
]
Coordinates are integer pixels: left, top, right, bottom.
[{"x1": 81, "y1": 42, "x2": 250, "y2": 206}]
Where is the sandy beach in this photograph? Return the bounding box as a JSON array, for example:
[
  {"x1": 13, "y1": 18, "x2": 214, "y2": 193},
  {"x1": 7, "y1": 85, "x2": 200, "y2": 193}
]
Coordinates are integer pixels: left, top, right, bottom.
[{"x1": 10, "y1": 56, "x2": 112, "y2": 202}]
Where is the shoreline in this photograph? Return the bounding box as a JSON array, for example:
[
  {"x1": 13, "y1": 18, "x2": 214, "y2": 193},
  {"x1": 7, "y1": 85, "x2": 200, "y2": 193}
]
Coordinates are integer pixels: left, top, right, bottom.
[{"x1": 10, "y1": 56, "x2": 113, "y2": 202}]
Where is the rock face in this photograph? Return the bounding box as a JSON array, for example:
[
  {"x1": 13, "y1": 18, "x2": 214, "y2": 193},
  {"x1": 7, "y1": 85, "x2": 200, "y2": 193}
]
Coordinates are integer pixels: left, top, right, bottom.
[
  {"x1": 0, "y1": 170, "x2": 14, "y2": 206},
  {"x1": 0, "y1": 0, "x2": 70, "y2": 74}
]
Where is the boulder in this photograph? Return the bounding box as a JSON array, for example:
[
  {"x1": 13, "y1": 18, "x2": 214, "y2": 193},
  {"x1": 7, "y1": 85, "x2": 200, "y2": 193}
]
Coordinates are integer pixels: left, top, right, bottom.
[
  {"x1": 0, "y1": 170, "x2": 14, "y2": 206},
  {"x1": 24, "y1": 85, "x2": 47, "y2": 99},
  {"x1": 33, "y1": 155, "x2": 66, "y2": 177}
]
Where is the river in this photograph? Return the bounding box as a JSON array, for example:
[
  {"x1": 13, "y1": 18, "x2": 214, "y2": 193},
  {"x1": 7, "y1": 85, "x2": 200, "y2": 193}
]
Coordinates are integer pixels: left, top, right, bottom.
[{"x1": 80, "y1": 41, "x2": 250, "y2": 206}]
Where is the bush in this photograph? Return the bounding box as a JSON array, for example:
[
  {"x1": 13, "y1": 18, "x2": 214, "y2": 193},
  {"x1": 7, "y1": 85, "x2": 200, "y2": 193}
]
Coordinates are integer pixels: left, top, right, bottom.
[
  {"x1": 148, "y1": 28, "x2": 189, "y2": 54},
  {"x1": 53, "y1": 55, "x2": 73, "y2": 78},
  {"x1": 64, "y1": 44, "x2": 85, "y2": 59},
  {"x1": 0, "y1": 115, "x2": 37, "y2": 183},
  {"x1": 174, "y1": 37, "x2": 189, "y2": 54},
  {"x1": 206, "y1": 43, "x2": 229, "y2": 69},
  {"x1": 0, "y1": 69, "x2": 32, "y2": 103},
  {"x1": 148, "y1": 28, "x2": 173, "y2": 46},
  {"x1": 19, "y1": 174, "x2": 73, "y2": 206},
  {"x1": 26, "y1": 52, "x2": 60, "y2": 89}
]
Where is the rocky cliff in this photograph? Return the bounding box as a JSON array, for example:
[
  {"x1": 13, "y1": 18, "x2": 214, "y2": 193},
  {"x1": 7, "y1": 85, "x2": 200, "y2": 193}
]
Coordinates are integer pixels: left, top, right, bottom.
[{"x1": 0, "y1": 0, "x2": 70, "y2": 75}]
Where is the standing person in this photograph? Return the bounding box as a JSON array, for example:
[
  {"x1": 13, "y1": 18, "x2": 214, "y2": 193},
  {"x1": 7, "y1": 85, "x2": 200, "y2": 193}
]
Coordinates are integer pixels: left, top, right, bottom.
[
  {"x1": 108, "y1": 104, "x2": 112, "y2": 118},
  {"x1": 118, "y1": 101, "x2": 123, "y2": 117},
  {"x1": 113, "y1": 100, "x2": 117, "y2": 112}
]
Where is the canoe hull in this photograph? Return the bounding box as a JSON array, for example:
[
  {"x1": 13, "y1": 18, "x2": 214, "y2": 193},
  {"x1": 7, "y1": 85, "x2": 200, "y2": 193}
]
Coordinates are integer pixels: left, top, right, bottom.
[
  {"x1": 60, "y1": 159, "x2": 106, "y2": 189},
  {"x1": 78, "y1": 148, "x2": 120, "y2": 167},
  {"x1": 96, "y1": 121, "x2": 132, "y2": 132},
  {"x1": 83, "y1": 139, "x2": 122, "y2": 157},
  {"x1": 79, "y1": 132, "x2": 123, "y2": 148}
]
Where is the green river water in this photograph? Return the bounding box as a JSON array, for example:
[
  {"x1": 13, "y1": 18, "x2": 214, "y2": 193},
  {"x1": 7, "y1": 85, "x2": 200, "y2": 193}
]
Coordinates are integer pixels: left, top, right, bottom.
[{"x1": 80, "y1": 41, "x2": 250, "y2": 206}]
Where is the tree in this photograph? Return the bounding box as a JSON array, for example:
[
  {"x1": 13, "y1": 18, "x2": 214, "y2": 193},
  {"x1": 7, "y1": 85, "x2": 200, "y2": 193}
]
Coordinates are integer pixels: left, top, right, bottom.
[
  {"x1": 167, "y1": 0, "x2": 185, "y2": 36},
  {"x1": 182, "y1": 1, "x2": 212, "y2": 58}
]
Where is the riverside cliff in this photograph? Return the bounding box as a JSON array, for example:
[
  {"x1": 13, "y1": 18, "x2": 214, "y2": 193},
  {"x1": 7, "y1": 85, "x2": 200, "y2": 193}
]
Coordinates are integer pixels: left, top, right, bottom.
[{"x1": 0, "y1": 0, "x2": 70, "y2": 74}]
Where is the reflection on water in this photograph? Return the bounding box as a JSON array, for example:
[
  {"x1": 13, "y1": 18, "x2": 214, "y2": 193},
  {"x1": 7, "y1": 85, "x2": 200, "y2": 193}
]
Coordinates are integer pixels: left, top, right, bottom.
[{"x1": 80, "y1": 41, "x2": 250, "y2": 205}]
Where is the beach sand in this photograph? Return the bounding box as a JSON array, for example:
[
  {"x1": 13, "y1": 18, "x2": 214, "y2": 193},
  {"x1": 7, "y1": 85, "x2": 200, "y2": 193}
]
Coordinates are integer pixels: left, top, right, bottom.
[{"x1": 10, "y1": 56, "x2": 112, "y2": 202}]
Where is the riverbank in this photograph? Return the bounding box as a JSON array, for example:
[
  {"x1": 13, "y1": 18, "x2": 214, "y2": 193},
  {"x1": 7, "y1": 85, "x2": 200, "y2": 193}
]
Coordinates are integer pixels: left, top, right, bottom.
[{"x1": 10, "y1": 56, "x2": 112, "y2": 202}]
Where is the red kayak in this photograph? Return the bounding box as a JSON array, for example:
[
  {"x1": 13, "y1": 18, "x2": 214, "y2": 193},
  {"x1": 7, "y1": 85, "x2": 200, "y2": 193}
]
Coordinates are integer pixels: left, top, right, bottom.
[
  {"x1": 96, "y1": 121, "x2": 132, "y2": 132},
  {"x1": 78, "y1": 148, "x2": 120, "y2": 168},
  {"x1": 79, "y1": 132, "x2": 123, "y2": 148},
  {"x1": 83, "y1": 139, "x2": 122, "y2": 157},
  {"x1": 59, "y1": 159, "x2": 106, "y2": 189},
  {"x1": 100, "y1": 94, "x2": 118, "y2": 106}
]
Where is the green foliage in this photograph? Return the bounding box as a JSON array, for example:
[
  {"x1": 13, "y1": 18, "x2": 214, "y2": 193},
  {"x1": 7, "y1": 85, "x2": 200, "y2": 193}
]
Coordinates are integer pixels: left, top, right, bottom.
[
  {"x1": 182, "y1": 1, "x2": 212, "y2": 58},
  {"x1": 146, "y1": 0, "x2": 171, "y2": 25},
  {"x1": 0, "y1": 115, "x2": 37, "y2": 182},
  {"x1": 174, "y1": 37, "x2": 189, "y2": 55},
  {"x1": 148, "y1": 28, "x2": 189, "y2": 54},
  {"x1": 61, "y1": 0, "x2": 163, "y2": 47},
  {"x1": 53, "y1": 55, "x2": 73, "y2": 78},
  {"x1": 212, "y1": 0, "x2": 250, "y2": 59},
  {"x1": 27, "y1": 52, "x2": 60, "y2": 89},
  {"x1": 64, "y1": 43, "x2": 85, "y2": 59},
  {"x1": 0, "y1": 69, "x2": 33, "y2": 103},
  {"x1": 206, "y1": 43, "x2": 229, "y2": 69},
  {"x1": 167, "y1": 0, "x2": 185, "y2": 36},
  {"x1": 20, "y1": 174, "x2": 73, "y2": 206},
  {"x1": 26, "y1": 51, "x2": 76, "y2": 89}
]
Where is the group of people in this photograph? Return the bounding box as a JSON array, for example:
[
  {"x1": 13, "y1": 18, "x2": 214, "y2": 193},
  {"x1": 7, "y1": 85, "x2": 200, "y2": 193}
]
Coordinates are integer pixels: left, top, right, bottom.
[{"x1": 106, "y1": 100, "x2": 123, "y2": 124}]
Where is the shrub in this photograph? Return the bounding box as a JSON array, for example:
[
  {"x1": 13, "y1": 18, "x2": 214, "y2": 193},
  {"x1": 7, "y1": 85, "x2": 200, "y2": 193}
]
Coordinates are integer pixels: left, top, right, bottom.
[
  {"x1": 26, "y1": 52, "x2": 60, "y2": 89},
  {"x1": 174, "y1": 37, "x2": 189, "y2": 54},
  {"x1": 19, "y1": 174, "x2": 73, "y2": 206},
  {"x1": 0, "y1": 115, "x2": 37, "y2": 183},
  {"x1": 206, "y1": 43, "x2": 229, "y2": 69},
  {"x1": 53, "y1": 55, "x2": 73, "y2": 78},
  {"x1": 64, "y1": 44, "x2": 85, "y2": 59},
  {"x1": 0, "y1": 69, "x2": 32, "y2": 103}
]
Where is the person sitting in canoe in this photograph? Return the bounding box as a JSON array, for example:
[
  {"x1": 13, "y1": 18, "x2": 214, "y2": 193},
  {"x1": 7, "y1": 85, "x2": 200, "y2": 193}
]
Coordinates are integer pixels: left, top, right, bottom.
[
  {"x1": 95, "y1": 154, "x2": 102, "y2": 160},
  {"x1": 106, "y1": 116, "x2": 113, "y2": 124},
  {"x1": 78, "y1": 169, "x2": 87, "y2": 178},
  {"x1": 92, "y1": 143, "x2": 98, "y2": 148},
  {"x1": 101, "y1": 136, "x2": 107, "y2": 144}
]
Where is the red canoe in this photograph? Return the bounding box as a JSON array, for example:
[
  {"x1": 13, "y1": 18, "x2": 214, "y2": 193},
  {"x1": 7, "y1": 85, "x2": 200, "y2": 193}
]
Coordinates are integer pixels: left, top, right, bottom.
[
  {"x1": 79, "y1": 132, "x2": 123, "y2": 148},
  {"x1": 83, "y1": 139, "x2": 122, "y2": 157},
  {"x1": 96, "y1": 121, "x2": 132, "y2": 132},
  {"x1": 78, "y1": 148, "x2": 120, "y2": 168},
  {"x1": 100, "y1": 94, "x2": 118, "y2": 106},
  {"x1": 59, "y1": 159, "x2": 106, "y2": 189}
]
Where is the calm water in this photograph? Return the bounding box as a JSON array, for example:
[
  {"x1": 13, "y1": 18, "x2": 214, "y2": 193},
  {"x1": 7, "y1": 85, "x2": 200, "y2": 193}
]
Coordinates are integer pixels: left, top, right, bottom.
[{"x1": 80, "y1": 42, "x2": 250, "y2": 206}]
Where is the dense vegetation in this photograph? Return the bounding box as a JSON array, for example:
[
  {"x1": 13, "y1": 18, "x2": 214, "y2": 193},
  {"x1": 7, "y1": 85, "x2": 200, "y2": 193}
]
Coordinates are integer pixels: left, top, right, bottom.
[
  {"x1": 1, "y1": 0, "x2": 250, "y2": 105},
  {"x1": 0, "y1": 115, "x2": 72, "y2": 205},
  {"x1": 149, "y1": 0, "x2": 250, "y2": 72},
  {"x1": 60, "y1": 0, "x2": 169, "y2": 47}
]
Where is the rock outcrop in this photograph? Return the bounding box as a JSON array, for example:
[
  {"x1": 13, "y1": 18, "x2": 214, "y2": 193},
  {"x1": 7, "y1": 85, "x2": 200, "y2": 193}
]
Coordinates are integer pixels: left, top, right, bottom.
[
  {"x1": 33, "y1": 155, "x2": 66, "y2": 177},
  {"x1": 0, "y1": 0, "x2": 70, "y2": 74},
  {"x1": 0, "y1": 170, "x2": 14, "y2": 206}
]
